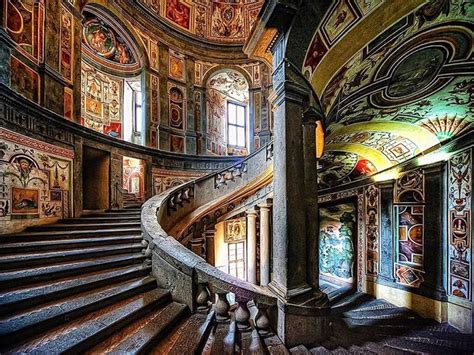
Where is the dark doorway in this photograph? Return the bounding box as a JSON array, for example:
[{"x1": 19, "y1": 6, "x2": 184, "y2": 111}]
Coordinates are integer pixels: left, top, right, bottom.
[{"x1": 82, "y1": 146, "x2": 110, "y2": 210}]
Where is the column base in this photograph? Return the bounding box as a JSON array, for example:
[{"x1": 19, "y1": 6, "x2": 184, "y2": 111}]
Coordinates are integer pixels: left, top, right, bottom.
[{"x1": 268, "y1": 280, "x2": 313, "y2": 301}]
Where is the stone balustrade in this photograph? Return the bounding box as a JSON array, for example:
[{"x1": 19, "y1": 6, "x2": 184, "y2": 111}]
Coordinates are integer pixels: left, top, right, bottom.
[{"x1": 141, "y1": 142, "x2": 276, "y2": 334}]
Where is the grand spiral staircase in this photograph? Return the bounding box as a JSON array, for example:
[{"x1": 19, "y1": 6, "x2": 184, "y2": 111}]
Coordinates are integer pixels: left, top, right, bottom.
[{"x1": 0, "y1": 177, "x2": 473, "y2": 353}]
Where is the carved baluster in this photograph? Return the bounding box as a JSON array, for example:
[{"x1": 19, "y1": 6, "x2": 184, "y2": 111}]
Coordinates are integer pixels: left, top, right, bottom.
[
  {"x1": 196, "y1": 282, "x2": 211, "y2": 313},
  {"x1": 235, "y1": 298, "x2": 251, "y2": 331},
  {"x1": 254, "y1": 303, "x2": 271, "y2": 335},
  {"x1": 215, "y1": 290, "x2": 230, "y2": 322}
]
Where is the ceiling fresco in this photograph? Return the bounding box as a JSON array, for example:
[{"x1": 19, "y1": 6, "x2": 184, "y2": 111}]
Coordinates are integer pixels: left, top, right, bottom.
[
  {"x1": 134, "y1": 0, "x2": 263, "y2": 44},
  {"x1": 82, "y1": 10, "x2": 141, "y2": 72},
  {"x1": 308, "y1": 0, "x2": 473, "y2": 188}
]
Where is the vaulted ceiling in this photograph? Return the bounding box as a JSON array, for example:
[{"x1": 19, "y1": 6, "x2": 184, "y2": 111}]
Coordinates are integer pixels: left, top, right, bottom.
[{"x1": 302, "y1": 0, "x2": 473, "y2": 188}]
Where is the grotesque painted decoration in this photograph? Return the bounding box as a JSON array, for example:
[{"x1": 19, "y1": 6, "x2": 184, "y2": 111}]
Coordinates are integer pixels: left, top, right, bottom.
[
  {"x1": 137, "y1": 0, "x2": 263, "y2": 44},
  {"x1": 0, "y1": 129, "x2": 73, "y2": 233},
  {"x1": 60, "y1": 6, "x2": 73, "y2": 82},
  {"x1": 206, "y1": 70, "x2": 249, "y2": 155},
  {"x1": 320, "y1": 203, "x2": 357, "y2": 286},
  {"x1": 82, "y1": 10, "x2": 137, "y2": 69},
  {"x1": 394, "y1": 169, "x2": 425, "y2": 288},
  {"x1": 170, "y1": 135, "x2": 185, "y2": 153},
  {"x1": 81, "y1": 61, "x2": 122, "y2": 137},
  {"x1": 365, "y1": 185, "x2": 379, "y2": 276},
  {"x1": 448, "y1": 150, "x2": 472, "y2": 299}
]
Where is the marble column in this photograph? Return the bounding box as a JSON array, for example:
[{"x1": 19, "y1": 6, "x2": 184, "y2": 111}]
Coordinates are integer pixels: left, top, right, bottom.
[
  {"x1": 377, "y1": 180, "x2": 396, "y2": 284},
  {"x1": 246, "y1": 208, "x2": 258, "y2": 284},
  {"x1": 258, "y1": 200, "x2": 272, "y2": 286}
]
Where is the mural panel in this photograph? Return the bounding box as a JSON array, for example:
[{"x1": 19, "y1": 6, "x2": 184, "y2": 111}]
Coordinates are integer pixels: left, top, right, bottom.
[
  {"x1": 60, "y1": 6, "x2": 74, "y2": 82},
  {"x1": 0, "y1": 128, "x2": 73, "y2": 233},
  {"x1": 319, "y1": 203, "x2": 357, "y2": 286},
  {"x1": 224, "y1": 217, "x2": 246, "y2": 243},
  {"x1": 448, "y1": 150, "x2": 472, "y2": 299},
  {"x1": 169, "y1": 50, "x2": 186, "y2": 82},
  {"x1": 365, "y1": 185, "x2": 379, "y2": 276},
  {"x1": 81, "y1": 61, "x2": 122, "y2": 137}
]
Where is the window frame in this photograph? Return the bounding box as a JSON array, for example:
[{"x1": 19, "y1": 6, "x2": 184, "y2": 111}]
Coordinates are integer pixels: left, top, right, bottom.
[
  {"x1": 227, "y1": 241, "x2": 246, "y2": 281},
  {"x1": 226, "y1": 101, "x2": 247, "y2": 149}
]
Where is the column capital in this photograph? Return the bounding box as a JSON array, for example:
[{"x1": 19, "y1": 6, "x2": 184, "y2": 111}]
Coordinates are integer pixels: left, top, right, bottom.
[
  {"x1": 246, "y1": 208, "x2": 258, "y2": 217},
  {"x1": 258, "y1": 200, "x2": 273, "y2": 209}
]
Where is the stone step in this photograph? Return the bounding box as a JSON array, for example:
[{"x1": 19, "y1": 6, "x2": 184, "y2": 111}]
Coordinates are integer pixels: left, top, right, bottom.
[
  {"x1": 0, "y1": 264, "x2": 152, "y2": 316},
  {"x1": 0, "y1": 276, "x2": 157, "y2": 350},
  {"x1": 239, "y1": 327, "x2": 266, "y2": 355},
  {"x1": 290, "y1": 344, "x2": 311, "y2": 354},
  {"x1": 0, "y1": 253, "x2": 147, "y2": 290},
  {"x1": 0, "y1": 227, "x2": 142, "y2": 243},
  {"x1": 153, "y1": 311, "x2": 215, "y2": 354},
  {"x1": 60, "y1": 216, "x2": 141, "y2": 224},
  {"x1": 0, "y1": 235, "x2": 143, "y2": 254},
  {"x1": 27, "y1": 221, "x2": 141, "y2": 231},
  {"x1": 260, "y1": 333, "x2": 290, "y2": 355},
  {"x1": 0, "y1": 243, "x2": 144, "y2": 270},
  {"x1": 84, "y1": 211, "x2": 141, "y2": 218},
  {"x1": 94, "y1": 302, "x2": 188, "y2": 354},
  {"x1": 203, "y1": 321, "x2": 236, "y2": 355},
  {"x1": 8, "y1": 288, "x2": 171, "y2": 354}
]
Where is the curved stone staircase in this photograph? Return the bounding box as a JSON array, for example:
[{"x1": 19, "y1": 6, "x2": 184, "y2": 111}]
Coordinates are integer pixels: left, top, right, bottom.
[{"x1": 0, "y1": 211, "x2": 472, "y2": 354}]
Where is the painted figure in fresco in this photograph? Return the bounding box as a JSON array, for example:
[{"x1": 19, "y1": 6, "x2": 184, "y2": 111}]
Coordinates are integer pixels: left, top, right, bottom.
[{"x1": 166, "y1": 0, "x2": 190, "y2": 29}]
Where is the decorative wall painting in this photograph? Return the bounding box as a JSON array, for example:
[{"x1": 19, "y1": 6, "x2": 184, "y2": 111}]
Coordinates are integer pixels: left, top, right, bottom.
[
  {"x1": 170, "y1": 135, "x2": 185, "y2": 153},
  {"x1": 165, "y1": 0, "x2": 191, "y2": 30},
  {"x1": 168, "y1": 85, "x2": 185, "y2": 130},
  {"x1": 224, "y1": 218, "x2": 246, "y2": 243},
  {"x1": 169, "y1": 50, "x2": 186, "y2": 82},
  {"x1": 319, "y1": 203, "x2": 357, "y2": 286},
  {"x1": 11, "y1": 187, "x2": 39, "y2": 215}
]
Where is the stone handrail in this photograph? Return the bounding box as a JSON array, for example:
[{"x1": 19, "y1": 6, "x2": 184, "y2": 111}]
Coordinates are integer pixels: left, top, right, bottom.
[{"x1": 141, "y1": 142, "x2": 277, "y2": 328}]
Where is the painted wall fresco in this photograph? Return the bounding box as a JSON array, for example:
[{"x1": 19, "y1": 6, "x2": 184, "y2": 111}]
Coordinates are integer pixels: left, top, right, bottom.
[
  {"x1": 5, "y1": 0, "x2": 44, "y2": 63},
  {"x1": 168, "y1": 84, "x2": 186, "y2": 130},
  {"x1": 152, "y1": 168, "x2": 203, "y2": 195},
  {"x1": 82, "y1": 10, "x2": 139, "y2": 72},
  {"x1": 305, "y1": 0, "x2": 473, "y2": 187},
  {"x1": 136, "y1": 0, "x2": 263, "y2": 44},
  {"x1": 123, "y1": 157, "x2": 145, "y2": 199},
  {"x1": 60, "y1": 6, "x2": 74, "y2": 83},
  {"x1": 448, "y1": 150, "x2": 472, "y2": 300},
  {"x1": 81, "y1": 61, "x2": 123, "y2": 137},
  {"x1": 224, "y1": 217, "x2": 246, "y2": 243},
  {"x1": 394, "y1": 169, "x2": 425, "y2": 288},
  {"x1": 319, "y1": 202, "x2": 357, "y2": 286},
  {"x1": 169, "y1": 50, "x2": 186, "y2": 82},
  {"x1": 10, "y1": 56, "x2": 40, "y2": 103},
  {"x1": 0, "y1": 128, "x2": 73, "y2": 233},
  {"x1": 206, "y1": 70, "x2": 249, "y2": 155}
]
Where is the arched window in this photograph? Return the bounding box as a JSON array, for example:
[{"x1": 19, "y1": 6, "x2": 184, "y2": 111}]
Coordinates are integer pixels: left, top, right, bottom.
[{"x1": 206, "y1": 70, "x2": 249, "y2": 156}]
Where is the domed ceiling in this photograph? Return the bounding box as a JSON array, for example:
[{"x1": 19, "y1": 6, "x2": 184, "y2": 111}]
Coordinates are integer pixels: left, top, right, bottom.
[
  {"x1": 302, "y1": 0, "x2": 473, "y2": 189},
  {"x1": 134, "y1": 0, "x2": 263, "y2": 44}
]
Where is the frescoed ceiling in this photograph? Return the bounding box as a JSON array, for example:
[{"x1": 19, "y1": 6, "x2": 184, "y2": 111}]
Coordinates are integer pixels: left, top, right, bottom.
[
  {"x1": 133, "y1": 0, "x2": 263, "y2": 45},
  {"x1": 305, "y1": 0, "x2": 473, "y2": 188}
]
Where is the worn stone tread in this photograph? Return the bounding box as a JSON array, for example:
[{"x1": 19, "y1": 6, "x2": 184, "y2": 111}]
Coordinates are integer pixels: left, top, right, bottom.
[
  {"x1": 154, "y1": 311, "x2": 215, "y2": 355},
  {"x1": 0, "y1": 264, "x2": 151, "y2": 315},
  {"x1": 9, "y1": 288, "x2": 170, "y2": 355},
  {"x1": 0, "y1": 243, "x2": 143, "y2": 270},
  {"x1": 0, "y1": 276, "x2": 157, "y2": 347},
  {"x1": 108, "y1": 302, "x2": 188, "y2": 354},
  {"x1": 0, "y1": 253, "x2": 147, "y2": 289},
  {"x1": 0, "y1": 227, "x2": 142, "y2": 241},
  {"x1": 28, "y1": 222, "x2": 141, "y2": 231}
]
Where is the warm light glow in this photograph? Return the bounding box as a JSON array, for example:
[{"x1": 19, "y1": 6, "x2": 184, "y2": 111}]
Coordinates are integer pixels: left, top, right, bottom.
[
  {"x1": 372, "y1": 169, "x2": 400, "y2": 182},
  {"x1": 417, "y1": 151, "x2": 452, "y2": 166},
  {"x1": 316, "y1": 121, "x2": 325, "y2": 158}
]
